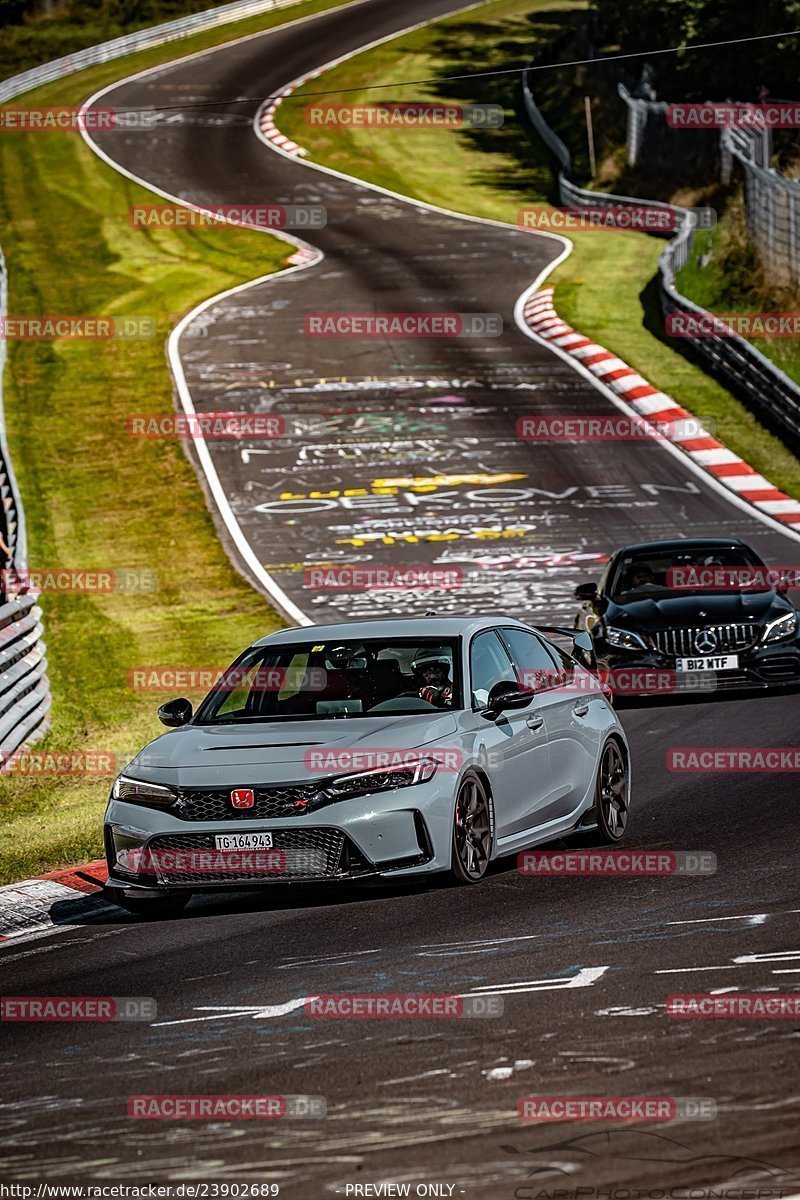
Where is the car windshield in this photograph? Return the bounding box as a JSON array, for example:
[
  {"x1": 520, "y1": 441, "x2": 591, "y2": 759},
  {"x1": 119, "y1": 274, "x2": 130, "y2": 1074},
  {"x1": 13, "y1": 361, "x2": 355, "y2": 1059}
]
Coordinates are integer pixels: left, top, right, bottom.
[
  {"x1": 194, "y1": 638, "x2": 462, "y2": 723},
  {"x1": 609, "y1": 545, "x2": 768, "y2": 599}
]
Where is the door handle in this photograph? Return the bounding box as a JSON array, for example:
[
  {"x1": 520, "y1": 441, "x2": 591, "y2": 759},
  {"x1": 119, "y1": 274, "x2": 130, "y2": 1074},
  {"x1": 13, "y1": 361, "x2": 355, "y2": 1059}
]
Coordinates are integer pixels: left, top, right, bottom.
[
  {"x1": 572, "y1": 699, "x2": 590, "y2": 717},
  {"x1": 526, "y1": 711, "x2": 544, "y2": 730}
]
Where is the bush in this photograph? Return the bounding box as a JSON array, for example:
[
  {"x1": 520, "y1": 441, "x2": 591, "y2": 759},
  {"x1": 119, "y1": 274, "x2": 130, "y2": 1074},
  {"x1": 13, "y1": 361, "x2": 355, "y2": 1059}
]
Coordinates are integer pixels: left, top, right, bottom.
[{"x1": 590, "y1": 0, "x2": 800, "y2": 100}]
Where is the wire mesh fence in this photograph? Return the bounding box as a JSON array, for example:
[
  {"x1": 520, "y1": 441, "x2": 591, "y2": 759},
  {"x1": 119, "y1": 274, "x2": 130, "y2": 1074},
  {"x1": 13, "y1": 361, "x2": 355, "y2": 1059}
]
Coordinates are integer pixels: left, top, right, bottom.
[
  {"x1": 620, "y1": 85, "x2": 800, "y2": 292},
  {"x1": 522, "y1": 68, "x2": 800, "y2": 446}
]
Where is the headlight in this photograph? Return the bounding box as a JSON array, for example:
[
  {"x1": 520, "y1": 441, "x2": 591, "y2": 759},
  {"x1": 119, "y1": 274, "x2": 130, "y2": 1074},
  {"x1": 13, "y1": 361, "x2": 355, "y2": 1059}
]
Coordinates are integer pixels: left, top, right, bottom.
[
  {"x1": 604, "y1": 625, "x2": 648, "y2": 650},
  {"x1": 111, "y1": 774, "x2": 177, "y2": 807},
  {"x1": 326, "y1": 758, "x2": 438, "y2": 801},
  {"x1": 762, "y1": 611, "x2": 799, "y2": 644}
]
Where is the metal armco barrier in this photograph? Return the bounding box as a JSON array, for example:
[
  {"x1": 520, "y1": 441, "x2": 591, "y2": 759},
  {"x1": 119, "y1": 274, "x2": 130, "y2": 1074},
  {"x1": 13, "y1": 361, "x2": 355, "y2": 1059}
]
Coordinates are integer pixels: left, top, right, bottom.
[
  {"x1": 0, "y1": 250, "x2": 51, "y2": 759},
  {"x1": 0, "y1": 250, "x2": 26, "y2": 575},
  {"x1": 522, "y1": 68, "x2": 800, "y2": 446},
  {"x1": 0, "y1": 0, "x2": 305, "y2": 103},
  {"x1": 0, "y1": 594, "x2": 50, "y2": 758},
  {"x1": 619, "y1": 86, "x2": 798, "y2": 292},
  {"x1": 0, "y1": 0, "x2": 315, "y2": 761}
]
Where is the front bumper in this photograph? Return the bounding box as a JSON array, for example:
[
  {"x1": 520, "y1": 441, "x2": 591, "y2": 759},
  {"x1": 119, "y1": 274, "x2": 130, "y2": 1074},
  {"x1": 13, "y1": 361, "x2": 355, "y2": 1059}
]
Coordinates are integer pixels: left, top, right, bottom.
[
  {"x1": 595, "y1": 636, "x2": 800, "y2": 694},
  {"x1": 104, "y1": 780, "x2": 454, "y2": 892}
]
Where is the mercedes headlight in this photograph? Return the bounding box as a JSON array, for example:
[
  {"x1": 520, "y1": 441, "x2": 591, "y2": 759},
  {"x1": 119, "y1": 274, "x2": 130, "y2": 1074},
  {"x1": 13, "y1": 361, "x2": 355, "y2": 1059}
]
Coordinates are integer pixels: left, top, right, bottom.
[
  {"x1": 326, "y1": 758, "x2": 438, "y2": 801},
  {"x1": 604, "y1": 625, "x2": 648, "y2": 650},
  {"x1": 111, "y1": 774, "x2": 178, "y2": 807},
  {"x1": 762, "y1": 611, "x2": 799, "y2": 644}
]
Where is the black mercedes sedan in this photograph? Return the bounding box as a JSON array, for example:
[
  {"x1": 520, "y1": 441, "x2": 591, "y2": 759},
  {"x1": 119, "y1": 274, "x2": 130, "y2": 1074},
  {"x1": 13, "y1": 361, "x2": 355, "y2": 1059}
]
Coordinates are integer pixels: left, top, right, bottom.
[{"x1": 573, "y1": 537, "x2": 800, "y2": 695}]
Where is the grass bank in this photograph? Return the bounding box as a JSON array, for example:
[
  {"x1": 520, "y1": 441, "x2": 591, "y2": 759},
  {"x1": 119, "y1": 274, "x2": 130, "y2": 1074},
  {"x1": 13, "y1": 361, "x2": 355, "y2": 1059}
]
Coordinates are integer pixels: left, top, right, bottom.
[
  {"x1": 0, "y1": 0, "x2": 342, "y2": 79},
  {"x1": 0, "y1": 0, "x2": 350, "y2": 883},
  {"x1": 677, "y1": 190, "x2": 800, "y2": 388}
]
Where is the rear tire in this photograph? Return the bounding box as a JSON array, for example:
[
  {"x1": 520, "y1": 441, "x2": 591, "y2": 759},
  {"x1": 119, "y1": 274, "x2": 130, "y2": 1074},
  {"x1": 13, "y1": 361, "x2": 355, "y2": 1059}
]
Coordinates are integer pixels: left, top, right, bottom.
[
  {"x1": 594, "y1": 739, "x2": 630, "y2": 842},
  {"x1": 450, "y1": 772, "x2": 493, "y2": 884},
  {"x1": 107, "y1": 888, "x2": 191, "y2": 918}
]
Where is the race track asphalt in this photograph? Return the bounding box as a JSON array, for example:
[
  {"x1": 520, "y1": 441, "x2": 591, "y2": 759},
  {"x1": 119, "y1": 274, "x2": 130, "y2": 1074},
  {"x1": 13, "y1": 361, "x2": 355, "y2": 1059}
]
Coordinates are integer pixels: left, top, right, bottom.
[{"x1": 3, "y1": 1, "x2": 799, "y2": 1194}]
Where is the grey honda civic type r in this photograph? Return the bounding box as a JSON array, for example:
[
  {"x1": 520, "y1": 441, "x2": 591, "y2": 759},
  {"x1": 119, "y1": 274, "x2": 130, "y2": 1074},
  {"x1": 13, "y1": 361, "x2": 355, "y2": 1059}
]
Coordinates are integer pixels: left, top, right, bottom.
[{"x1": 104, "y1": 616, "x2": 631, "y2": 916}]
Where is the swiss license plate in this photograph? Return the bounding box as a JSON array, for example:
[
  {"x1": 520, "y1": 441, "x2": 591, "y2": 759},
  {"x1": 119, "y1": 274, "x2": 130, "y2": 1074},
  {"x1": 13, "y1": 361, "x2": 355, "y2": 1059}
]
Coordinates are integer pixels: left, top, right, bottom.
[
  {"x1": 214, "y1": 832, "x2": 273, "y2": 850},
  {"x1": 676, "y1": 655, "x2": 739, "y2": 672}
]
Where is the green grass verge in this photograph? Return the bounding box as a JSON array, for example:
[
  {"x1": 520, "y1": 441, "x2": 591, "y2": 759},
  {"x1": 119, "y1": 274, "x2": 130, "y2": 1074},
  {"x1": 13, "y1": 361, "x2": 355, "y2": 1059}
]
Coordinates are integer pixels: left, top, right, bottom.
[
  {"x1": 0, "y1": 0, "x2": 352, "y2": 884},
  {"x1": 677, "y1": 193, "x2": 800, "y2": 387},
  {"x1": 278, "y1": 0, "x2": 800, "y2": 499},
  {"x1": 2, "y1": 0, "x2": 275, "y2": 81}
]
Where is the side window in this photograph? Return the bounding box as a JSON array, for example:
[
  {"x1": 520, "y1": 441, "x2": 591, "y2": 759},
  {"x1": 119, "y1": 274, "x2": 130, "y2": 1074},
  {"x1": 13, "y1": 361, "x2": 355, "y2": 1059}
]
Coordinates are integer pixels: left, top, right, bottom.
[
  {"x1": 214, "y1": 659, "x2": 263, "y2": 719},
  {"x1": 469, "y1": 630, "x2": 516, "y2": 709},
  {"x1": 500, "y1": 628, "x2": 564, "y2": 693},
  {"x1": 540, "y1": 638, "x2": 576, "y2": 688}
]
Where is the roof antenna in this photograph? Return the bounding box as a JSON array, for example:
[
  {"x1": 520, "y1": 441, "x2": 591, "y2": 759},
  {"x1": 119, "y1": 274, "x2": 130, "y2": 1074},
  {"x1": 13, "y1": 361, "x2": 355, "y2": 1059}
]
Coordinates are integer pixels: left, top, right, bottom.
[{"x1": 424, "y1": 610, "x2": 437, "y2": 616}]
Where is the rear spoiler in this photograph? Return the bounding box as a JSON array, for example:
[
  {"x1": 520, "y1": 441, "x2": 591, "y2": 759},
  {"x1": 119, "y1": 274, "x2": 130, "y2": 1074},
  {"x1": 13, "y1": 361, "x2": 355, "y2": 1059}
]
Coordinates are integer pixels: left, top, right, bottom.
[{"x1": 535, "y1": 625, "x2": 597, "y2": 672}]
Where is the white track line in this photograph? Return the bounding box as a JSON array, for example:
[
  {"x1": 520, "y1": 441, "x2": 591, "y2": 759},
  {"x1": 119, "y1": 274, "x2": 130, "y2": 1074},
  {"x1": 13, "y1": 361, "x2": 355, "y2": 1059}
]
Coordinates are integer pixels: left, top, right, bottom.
[
  {"x1": 77, "y1": 0, "x2": 800, "y2": 647},
  {"x1": 254, "y1": 30, "x2": 800, "y2": 548},
  {"x1": 520, "y1": 288, "x2": 800, "y2": 534},
  {"x1": 515, "y1": 285, "x2": 800, "y2": 543},
  {"x1": 77, "y1": 0, "x2": 383, "y2": 626}
]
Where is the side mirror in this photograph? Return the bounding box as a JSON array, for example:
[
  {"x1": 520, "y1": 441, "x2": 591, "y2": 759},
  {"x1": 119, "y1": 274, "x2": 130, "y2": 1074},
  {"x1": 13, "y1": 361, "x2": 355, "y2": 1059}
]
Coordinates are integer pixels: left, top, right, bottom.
[
  {"x1": 157, "y1": 697, "x2": 193, "y2": 728},
  {"x1": 572, "y1": 630, "x2": 597, "y2": 671},
  {"x1": 481, "y1": 680, "x2": 532, "y2": 719},
  {"x1": 574, "y1": 582, "x2": 598, "y2": 601}
]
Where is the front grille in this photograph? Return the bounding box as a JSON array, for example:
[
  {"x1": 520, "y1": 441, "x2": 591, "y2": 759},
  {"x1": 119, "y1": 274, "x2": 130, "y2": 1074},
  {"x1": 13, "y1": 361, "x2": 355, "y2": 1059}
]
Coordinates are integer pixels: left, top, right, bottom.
[
  {"x1": 651, "y1": 623, "x2": 760, "y2": 656},
  {"x1": 175, "y1": 784, "x2": 322, "y2": 822},
  {"x1": 146, "y1": 829, "x2": 371, "y2": 884}
]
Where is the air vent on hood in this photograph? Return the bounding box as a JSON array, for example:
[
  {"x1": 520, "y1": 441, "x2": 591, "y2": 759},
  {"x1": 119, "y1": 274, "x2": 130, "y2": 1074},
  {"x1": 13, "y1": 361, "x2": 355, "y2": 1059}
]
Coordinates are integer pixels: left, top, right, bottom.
[{"x1": 202, "y1": 742, "x2": 325, "y2": 751}]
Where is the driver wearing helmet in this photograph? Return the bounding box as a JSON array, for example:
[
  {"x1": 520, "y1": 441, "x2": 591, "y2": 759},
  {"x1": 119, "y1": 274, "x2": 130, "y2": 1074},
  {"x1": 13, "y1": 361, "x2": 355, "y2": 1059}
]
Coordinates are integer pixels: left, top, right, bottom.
[{"x1": 413, "y1": 651, "x2": 453, "y2": 709}]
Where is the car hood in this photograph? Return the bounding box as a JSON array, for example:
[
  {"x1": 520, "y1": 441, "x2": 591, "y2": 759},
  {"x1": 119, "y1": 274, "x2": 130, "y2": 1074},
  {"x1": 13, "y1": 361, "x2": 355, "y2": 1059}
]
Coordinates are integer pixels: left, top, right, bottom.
[
  {"x1": 609, "y1": 590, "x2": 786, "y2": 628},
  {"x1": 125, "y1": 713, "x2": 460, "y2": 787}
]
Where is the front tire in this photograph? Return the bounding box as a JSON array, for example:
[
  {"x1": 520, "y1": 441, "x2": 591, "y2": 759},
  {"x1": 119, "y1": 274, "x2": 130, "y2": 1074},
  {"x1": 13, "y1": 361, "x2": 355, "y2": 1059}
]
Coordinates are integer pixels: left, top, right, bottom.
[
  {"x1": 450, "y1": 772, "x2": 493, "y2": 884},
  {"x1": 107, "y1": 888, "x2": 191, "y2": 918},
  {"x1": 594, "y1": 739, "x2": 630, "y2": 842}
]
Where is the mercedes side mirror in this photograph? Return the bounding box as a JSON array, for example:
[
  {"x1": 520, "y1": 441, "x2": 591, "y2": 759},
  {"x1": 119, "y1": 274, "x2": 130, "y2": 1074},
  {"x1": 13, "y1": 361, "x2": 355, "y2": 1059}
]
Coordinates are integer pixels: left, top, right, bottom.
[
  {"x1": 157, "y1": 697, "x2": 193, "y2": 728},
  {"x1": 574, "y1": 582, "x2": 598, "y2": 601}
]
